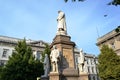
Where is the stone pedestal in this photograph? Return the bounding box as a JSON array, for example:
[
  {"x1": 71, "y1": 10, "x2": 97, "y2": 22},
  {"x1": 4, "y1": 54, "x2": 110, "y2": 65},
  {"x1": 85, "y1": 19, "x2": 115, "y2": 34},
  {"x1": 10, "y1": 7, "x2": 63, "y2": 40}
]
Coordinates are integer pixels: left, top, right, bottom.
[
  {"x1": 41, "y1": 76, "x2": 49, "y2": 80},
  {"x1": 49, "y1": 72, "x2": 61, "y2": 80},
  {"x1": 50, "y1": 34, "x2": 88, "y2": 80},
  {"x1": 79, "y1": 72, "x2": 89, "y2": 80},
  {"x1": 50, "y1": 35, "x2": 76, "y2": 69},
  {"x1": 50, "y1": 35, "x2": 79, "y2": 80},
  {"x1": 62, "y1": 68, "x2": 79, "y2": 80}
]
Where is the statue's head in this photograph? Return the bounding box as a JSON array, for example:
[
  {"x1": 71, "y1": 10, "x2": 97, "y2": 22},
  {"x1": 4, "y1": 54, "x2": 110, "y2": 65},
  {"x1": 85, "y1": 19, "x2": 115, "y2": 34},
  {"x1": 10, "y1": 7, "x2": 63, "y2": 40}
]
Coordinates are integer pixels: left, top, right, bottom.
[
  {"x1": 45, "y1": 54, "x2": 48, "y2": 56},
  {"x1": 58, "y1": 10, "x2": 62, "y2": 13},
  {"x1": 80, "y1": 48, "x2": 83, "y2": 52},
  {"x1": 53, "y1": 45, "x2": 57, "y2": 49}
]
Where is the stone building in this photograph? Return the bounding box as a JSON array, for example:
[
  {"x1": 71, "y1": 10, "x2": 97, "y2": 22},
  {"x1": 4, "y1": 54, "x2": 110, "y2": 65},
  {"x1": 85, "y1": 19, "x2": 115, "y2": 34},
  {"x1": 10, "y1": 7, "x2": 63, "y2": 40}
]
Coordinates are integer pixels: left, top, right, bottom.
[
  {"x1": 84, "y1": 53, "x2": 99, "y2": 80},
  {"x1": 96, "y1": 28, "x2": 120, "y2": 56},
  {"x1": 0, "y1": 35, "x2": 46, "y2": 66},
  {"x1": 74, "y1": 48, "x2": 99, "y2": 80}
]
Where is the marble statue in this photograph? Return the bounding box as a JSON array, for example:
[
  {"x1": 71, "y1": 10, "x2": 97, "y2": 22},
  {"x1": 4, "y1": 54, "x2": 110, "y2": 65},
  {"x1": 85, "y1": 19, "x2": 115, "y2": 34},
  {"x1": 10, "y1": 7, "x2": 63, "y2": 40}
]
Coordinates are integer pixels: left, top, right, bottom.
[
  {"x1": 78, "y1": 48, "x2": 85, "y2": 72},
  {"x1": 57, "y1": 10, "x2": 67, "y2": 35},
  {"x1": 50, "y1": 45, "x2": 60, "y2": 72},
  {"x1": 41, "y1": 54, "x2": 50, "y2": 77}
]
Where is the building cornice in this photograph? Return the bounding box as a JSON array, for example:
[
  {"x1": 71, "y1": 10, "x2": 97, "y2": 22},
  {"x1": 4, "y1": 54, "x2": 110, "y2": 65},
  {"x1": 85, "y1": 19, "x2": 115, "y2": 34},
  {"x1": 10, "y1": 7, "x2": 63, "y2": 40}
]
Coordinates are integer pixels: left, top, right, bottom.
[
  {"x1": 96, "y1": 30, "x2": 120, "y2": 45},
  {"x1": 0, "y1": 35, "x2": 48, "y2": 48}
]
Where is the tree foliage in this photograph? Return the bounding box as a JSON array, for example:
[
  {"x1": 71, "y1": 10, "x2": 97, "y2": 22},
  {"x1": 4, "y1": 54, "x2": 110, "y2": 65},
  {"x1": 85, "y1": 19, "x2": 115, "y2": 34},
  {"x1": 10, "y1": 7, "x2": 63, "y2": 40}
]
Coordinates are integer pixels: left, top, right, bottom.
[
  {"x1": 41, "y1": 43, "x2": 51, "y2": 62},
  {"x1": 109, "y1": 0, "x2": 120, "y2": 6},
  {"x1": 98, "y1": 45, "x2": 120, "y2": 80},
  {"x1": 0, "y1": 39, "x2": 44, "y2": 80},
  {"x1": 64, "y1": 0, "x2": 85, "y2": 3},
  {"x1": 64, "y1": 0, "x2": 120, "y2": 6},
  {"x1": 115, "y1": 26, "x2": 120, "y2": 33}
]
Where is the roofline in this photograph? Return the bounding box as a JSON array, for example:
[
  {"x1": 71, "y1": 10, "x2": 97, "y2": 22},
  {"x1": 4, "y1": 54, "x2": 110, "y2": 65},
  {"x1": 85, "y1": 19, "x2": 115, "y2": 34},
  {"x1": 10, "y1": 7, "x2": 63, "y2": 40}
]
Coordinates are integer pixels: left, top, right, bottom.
[
  {"x1": 0, "y1": 35, "x2": 22, "y2": 40},
  {"x1": 96, "y1": 28, "x2": 120, "y2": 45},
  {"x1": 0, "y1": 35, "x2": 49, "y2": 46}
]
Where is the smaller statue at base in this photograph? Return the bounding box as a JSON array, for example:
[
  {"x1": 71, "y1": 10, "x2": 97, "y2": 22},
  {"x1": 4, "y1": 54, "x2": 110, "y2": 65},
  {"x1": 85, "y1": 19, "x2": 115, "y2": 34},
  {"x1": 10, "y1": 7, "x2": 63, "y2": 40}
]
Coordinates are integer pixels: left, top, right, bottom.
[
  {"x1": 50, "y1": 45, "x2": 60, "y2": 72},
  {"x1": 78, "y1": 48, "x2": 85, "y2": 73},
  {"x1": 41, "y1": 54, "x2": 50, "y2": 77}
]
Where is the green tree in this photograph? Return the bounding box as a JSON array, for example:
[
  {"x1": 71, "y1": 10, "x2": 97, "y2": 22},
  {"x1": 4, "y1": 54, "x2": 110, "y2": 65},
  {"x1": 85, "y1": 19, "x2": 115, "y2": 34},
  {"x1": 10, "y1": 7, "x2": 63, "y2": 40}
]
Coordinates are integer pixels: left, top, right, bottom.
[
  {"x1": 109, "y1": 0, "x2": 120, "y2": 6},
  {"x1": 98, "y1": 45, "x2": 120, "y2": 80},
  {"x1": 115, "y1": 26, "x2": 120, "y2": 33},
  {"x1": 0, "y1": 39, "x2": 44, "y2": 80},
  {"x1": 64, "y1": 0, "x2": 120, "y2": 6},
  {"x1": 64, "y1": 0, "x2": 85, "y2": 3},
  {"x1": 41, "y1": 43, "x2": 51, "y2": 62}
]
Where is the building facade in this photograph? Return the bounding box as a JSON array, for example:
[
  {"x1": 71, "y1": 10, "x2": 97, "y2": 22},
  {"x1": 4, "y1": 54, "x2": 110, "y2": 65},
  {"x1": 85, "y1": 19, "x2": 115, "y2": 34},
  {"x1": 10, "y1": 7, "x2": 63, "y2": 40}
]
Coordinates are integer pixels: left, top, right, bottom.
[
  {"x1": 0, "y1": 35, "x2": 46, "y2": 66},
  {"x1": 96, "y1": 28, "x2": 120, "y2": 56},
  {"x1": 74, "y1": 48, "x2": 99, "y2": 80}
]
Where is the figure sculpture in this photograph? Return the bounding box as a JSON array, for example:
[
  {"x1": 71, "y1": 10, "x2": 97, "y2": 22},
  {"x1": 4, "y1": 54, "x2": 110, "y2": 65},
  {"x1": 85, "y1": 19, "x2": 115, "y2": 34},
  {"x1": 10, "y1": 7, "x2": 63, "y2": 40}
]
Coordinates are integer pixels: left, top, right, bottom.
[
  {"x1": 78, "y1": 48, "x2": 85, "y2": 72},
  {"x1": 50, "y1": 45, "x2": 60, "y2": 72},
  {"x1": 41, "y1": 54, "x2": 50, "y2": 77},
  {"x1": 57, "y1": 10, "x2": 67, "y2": 35}
]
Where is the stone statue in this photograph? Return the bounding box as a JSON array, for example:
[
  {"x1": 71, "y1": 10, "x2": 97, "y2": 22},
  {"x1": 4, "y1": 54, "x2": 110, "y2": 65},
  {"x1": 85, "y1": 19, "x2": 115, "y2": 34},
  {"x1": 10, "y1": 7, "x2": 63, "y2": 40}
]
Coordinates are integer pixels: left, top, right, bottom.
[
  {"x1": 78, "y1": 48, "x2": 85, "y2": 72},
  {"x1": 50, "y1": 45, "x2": 60, "y2": 72},
  {"x1": 57, "y1": 10, "x2": 67, "y2": 35},
  {"x1": 41, "y1": 54, "x2": 50, "y2": 77}
]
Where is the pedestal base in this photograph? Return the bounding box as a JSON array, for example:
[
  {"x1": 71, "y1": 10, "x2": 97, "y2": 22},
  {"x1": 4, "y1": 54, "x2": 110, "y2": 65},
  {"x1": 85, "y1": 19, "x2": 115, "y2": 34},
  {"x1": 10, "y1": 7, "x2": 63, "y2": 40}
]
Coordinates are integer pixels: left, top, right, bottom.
[
  {"x1": 41, "y1": 76, "x2": 49, "y2": 80},
  {"x1": 62, "y1": 68, "x2": 79, "y2": 80},
  {"x1": 79, "y1": 72, "x2": 89, "y2": 80},
  {"x1": 49, "y1": 72, "x2": 61, "y2": 80},
  {"x1": 56, "y1": 30, "x2": 67, "y2": 35}
]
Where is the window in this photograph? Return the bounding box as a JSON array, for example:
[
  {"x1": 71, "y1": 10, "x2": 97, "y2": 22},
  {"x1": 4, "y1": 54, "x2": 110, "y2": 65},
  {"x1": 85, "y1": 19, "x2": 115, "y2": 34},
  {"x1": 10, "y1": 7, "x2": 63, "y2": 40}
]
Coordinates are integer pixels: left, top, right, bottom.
[
  {"x1": 2, "y1": 49, "x2": 9, "y2": 58},
  {"x1": 36, "y1": 51, "x2": 41, "y2": 60},
  {"x1": 0, "y1": 60, "x2": 5, "y2": 66},
  {"x1": 92, "y1": 58, "x2": 95, "y2": 65},
  {"x1": 93, "y1": 76, "x2": 96, "y2": 80},
  {"x1": 111, "y1": 42, "x2": 115, "y2": 49},
  {"x1": 91, "y1": 59, "x2": 93, "y2": 65},
  {"x1": 92, "y1": 67, "x2": 94, "y2": 74},
  {"x1": 75, "y1": 55, "x2": 78, "y2": 64},
  {"x1": 88, "y1": 66, "x2": 90, "y2": 73},
  {"x1": 86, "y1": 58, "x2": 89, "y2": 64},
  {"x1": 96, "y1": 67, "x2": 99, "y2": 74},
  {"x1": 12, "y1": 50, "x2": 16, "y2": 53}
]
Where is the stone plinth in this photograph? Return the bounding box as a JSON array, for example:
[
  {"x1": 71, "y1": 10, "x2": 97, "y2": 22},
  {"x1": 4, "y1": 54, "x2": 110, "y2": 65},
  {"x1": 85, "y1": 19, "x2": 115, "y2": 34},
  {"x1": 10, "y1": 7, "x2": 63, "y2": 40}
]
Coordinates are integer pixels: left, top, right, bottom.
[
  {"x1": 56, "y1": 30, "x2": 67, "y2": 36},
  {"x1": 49, "y1": 72, "x2": 61, "y2": 80},
  {"x1": 79, "y1": 72, "x2": 89, "y2": 80},
  {"x1": 50, "y1": 35, "x2": 76, "y2": 69},
  {"x1": 51, "y1": 35, "x2": 75, "y2": 47},
  {"x1": 41, "y1": 76, "x2": 49, "y2": 80},
  {"x1": 62, "y1": 68, "x2": 79, "y2": 80}
]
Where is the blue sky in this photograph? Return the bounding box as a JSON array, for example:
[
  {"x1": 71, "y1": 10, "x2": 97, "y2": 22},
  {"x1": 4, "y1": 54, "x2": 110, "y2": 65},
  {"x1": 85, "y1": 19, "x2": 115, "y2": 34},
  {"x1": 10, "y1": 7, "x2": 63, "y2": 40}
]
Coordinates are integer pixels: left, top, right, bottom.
[{"x1": 0, "y1": 0, "x2": 120, "y2": 55}]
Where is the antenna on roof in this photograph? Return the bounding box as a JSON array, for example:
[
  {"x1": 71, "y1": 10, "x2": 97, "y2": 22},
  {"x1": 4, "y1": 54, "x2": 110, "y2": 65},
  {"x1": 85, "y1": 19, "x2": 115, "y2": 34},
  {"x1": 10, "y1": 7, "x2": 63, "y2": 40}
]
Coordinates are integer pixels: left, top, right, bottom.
[{"x1": 96, "y1": 27, "x2": 100, "y2": 38}]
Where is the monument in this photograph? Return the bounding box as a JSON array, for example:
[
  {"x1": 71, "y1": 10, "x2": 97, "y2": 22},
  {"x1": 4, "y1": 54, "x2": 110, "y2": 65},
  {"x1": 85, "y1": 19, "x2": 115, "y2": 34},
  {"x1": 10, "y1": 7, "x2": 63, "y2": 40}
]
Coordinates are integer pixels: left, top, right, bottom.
[
  {"x1": 49, "y1": 10, "x2": 78, "y2": 80},
  {"x1": 42, "y1": 10, "x2": 89, "y2": 80}
]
